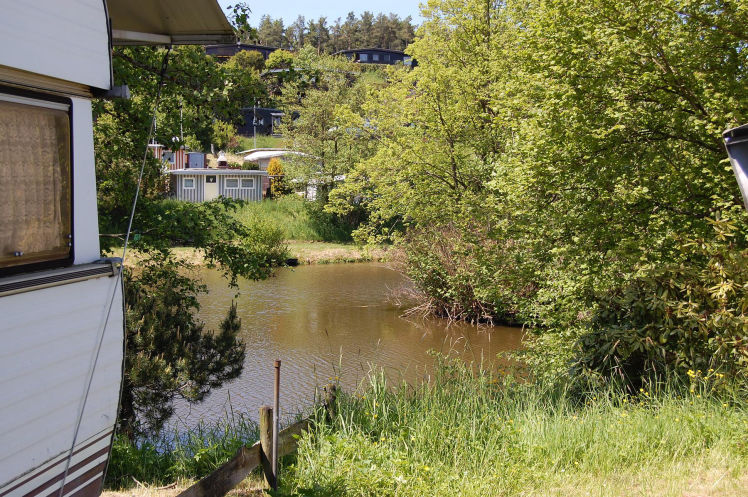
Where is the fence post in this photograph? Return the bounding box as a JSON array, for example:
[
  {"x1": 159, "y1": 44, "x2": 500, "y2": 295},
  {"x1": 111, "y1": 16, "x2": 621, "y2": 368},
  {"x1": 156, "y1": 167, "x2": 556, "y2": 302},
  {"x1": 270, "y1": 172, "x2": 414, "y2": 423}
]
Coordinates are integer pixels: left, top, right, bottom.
[
  {"x1": 325, "y1": 383, "x2": 337, "y2": 421},
  {"x1": 259, "y1": 405, "x2": 275, "y2": 489}
]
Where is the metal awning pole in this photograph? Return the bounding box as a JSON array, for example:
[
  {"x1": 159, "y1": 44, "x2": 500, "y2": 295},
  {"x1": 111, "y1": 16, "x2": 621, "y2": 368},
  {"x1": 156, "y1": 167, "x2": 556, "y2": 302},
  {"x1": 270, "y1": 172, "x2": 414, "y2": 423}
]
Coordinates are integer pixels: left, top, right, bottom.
[
  {"x1": 724, "y1": 124, "x2": 748, "y2": 211},
  {"x1": 272, "y1": 359, "x2": 280, "y2": 490}
]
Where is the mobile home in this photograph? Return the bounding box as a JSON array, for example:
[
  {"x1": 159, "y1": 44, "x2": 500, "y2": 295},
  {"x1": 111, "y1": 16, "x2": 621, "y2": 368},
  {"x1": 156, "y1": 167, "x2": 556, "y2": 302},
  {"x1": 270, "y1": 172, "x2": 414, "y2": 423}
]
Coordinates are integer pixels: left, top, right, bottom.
[
  {"x1": 170, "y1": 169, "x2": 267, "y2": 202},
  {"x1": 0, "y1": 2, "x2": 233, "y2": 497}
]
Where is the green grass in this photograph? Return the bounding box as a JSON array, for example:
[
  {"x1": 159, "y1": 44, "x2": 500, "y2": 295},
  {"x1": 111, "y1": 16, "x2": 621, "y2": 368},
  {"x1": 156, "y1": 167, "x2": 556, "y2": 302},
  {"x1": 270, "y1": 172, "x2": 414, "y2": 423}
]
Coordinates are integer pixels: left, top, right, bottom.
[
  {"x1": 104, "y1": 357, "x2": 748, "y2": 495},
  {"x1": 232, "y1": 195, "x2": 353, "y2": 243},
  {"x1": 280, "y1": 356, "x2": 748, "y2": 497},
  {"x1": 105, "y1": 413, "x2": 259, "y2": 489},
  {"x1": 236, "y1": 134, "x2": 287, "y2": 151}
]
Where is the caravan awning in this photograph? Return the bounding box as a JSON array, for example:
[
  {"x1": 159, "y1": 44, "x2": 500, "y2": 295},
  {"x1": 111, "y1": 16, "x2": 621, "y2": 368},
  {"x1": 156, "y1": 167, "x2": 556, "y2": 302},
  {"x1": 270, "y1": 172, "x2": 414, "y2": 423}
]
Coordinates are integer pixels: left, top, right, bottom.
[{"x1": 108, "y1": 0, "x2": 235, "y2": 45}]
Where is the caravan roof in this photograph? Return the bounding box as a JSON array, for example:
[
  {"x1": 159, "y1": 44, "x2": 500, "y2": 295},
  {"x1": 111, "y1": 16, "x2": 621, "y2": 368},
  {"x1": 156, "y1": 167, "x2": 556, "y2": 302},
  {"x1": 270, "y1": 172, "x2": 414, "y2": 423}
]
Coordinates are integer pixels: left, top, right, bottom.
[{"x1": 0, "y1": 0, "x2": 234, "y2": 92}]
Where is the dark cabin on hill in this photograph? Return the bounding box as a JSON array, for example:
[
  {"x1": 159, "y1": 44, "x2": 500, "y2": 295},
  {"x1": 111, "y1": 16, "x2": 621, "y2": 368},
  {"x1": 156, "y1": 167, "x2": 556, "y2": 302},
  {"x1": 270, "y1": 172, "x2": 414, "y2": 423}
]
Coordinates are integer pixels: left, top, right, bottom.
[
  {"x1": 206, "y1": 43, "x2": 278, "y2": 61},
  {"x1": 237, "y1": 107, "x2": 284, "y2": 137},
  {"x1": 334, "y1": 48, "x2": 416, "y2": 67}
]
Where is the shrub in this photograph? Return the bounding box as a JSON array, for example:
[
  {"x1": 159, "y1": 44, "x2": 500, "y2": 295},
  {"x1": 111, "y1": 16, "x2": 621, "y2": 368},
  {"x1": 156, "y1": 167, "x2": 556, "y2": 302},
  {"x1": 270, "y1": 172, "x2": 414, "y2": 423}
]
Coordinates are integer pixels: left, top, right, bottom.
[
  {"x1": 267, "y1": 157, "x2": 292, "y2": 197},
  {"x1": 573, "y1": 216, "x2": 748, "y2": 388},
  {"x1": 402, "y1": 223, "x2": 521, "y2": 324}
]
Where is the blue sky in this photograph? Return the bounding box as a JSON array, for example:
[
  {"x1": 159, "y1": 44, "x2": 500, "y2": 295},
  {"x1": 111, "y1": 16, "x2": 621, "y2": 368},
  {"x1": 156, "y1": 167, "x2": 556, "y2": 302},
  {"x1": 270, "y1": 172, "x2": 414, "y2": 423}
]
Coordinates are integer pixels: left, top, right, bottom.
[{"x1": 218, "y1": 1, "x2": 424, "y2": 26}]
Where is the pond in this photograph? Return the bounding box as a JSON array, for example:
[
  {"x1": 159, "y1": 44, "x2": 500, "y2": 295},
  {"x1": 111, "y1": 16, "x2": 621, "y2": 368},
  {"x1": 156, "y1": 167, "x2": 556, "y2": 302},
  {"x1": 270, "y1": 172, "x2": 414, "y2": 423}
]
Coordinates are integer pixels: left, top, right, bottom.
[{"x1": 171, "y1": 263, "x2": 524, "y2": 428}]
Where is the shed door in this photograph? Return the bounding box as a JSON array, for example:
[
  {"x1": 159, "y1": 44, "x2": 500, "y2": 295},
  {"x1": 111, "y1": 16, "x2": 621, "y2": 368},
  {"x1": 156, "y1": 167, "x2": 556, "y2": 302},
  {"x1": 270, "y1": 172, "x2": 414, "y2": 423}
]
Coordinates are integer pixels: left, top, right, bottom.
[{"x1": 204, "y1": 175, "x2": 218, "y2": 201}]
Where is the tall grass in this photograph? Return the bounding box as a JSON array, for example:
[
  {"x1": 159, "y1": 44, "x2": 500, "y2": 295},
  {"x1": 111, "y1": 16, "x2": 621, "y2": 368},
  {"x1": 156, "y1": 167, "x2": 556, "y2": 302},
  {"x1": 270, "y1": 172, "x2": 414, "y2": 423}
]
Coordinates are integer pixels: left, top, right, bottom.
[
  {"x1": 233, "y1": 195, "x2": 353, "y2": 242},
  {"x1": 105, "y1": 414, "x2": 259, "y2": 489},
  {"x1": 236, "y1": 135, "x2": 286, "y2": 151},
  {"x1": 283, "y1": 356, "x2": 748, "y2": 496}
]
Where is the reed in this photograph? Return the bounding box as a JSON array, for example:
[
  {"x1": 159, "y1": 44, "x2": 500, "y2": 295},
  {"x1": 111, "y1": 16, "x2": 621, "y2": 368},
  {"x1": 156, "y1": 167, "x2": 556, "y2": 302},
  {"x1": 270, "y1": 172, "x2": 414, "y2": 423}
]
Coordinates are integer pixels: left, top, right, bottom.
[{"x1": 105, "y1": 413, "x2": 259, "y2": 489}]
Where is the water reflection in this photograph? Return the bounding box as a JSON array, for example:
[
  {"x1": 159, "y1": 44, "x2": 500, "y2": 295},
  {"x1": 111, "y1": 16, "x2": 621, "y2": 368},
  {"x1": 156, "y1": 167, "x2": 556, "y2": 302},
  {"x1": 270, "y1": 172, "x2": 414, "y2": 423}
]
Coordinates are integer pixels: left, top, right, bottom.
[{"x1": 171, "y1": 263, "x2": 523, "y2": 428}]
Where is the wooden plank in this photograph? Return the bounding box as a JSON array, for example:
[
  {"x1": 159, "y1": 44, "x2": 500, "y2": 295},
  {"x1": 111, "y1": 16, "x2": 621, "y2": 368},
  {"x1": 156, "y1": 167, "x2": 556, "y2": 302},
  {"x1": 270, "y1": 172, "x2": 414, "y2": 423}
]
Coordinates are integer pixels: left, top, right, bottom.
[
  {"x1": 278, "y1": 419, "x2": 310, "y2": 457},
  {"x1": 174, "y1": 419, "x2": 311, "y2": 497},
  {"x1": 175, "y1": 443, "x2": 261, "y2": 497}
]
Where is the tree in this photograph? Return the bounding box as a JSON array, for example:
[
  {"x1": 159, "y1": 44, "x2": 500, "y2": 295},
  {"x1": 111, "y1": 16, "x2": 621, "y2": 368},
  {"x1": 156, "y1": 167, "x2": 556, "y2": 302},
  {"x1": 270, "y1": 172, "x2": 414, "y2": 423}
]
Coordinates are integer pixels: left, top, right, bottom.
[
  {"x1": 267, "y1": 157, "x2": 293, "y2": 197},
  {"x1": 331, "y1": 0, "x2": 748, "y2": 382},
  {"x1": 121, "y1": 256, "x2": 245, "y2": 436},
  {"x1": 225, "y1": 49, "x2": 265, "y2": 72}
]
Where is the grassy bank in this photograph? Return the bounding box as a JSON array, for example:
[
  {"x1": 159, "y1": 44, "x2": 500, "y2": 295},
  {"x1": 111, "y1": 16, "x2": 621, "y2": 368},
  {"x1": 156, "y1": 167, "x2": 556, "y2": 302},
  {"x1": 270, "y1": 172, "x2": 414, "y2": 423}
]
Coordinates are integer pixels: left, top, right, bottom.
[
  {"x1": 149, "y1": 241, "x2": 385, "y2": 267},
  {"x1": 282, "y1": 358, "x2": 748, "y2": 497},
  {"x1": 105, "y1": 357, "x2": 748, "y2": 497},
  {"x1": 231, "y1": 196, "x2": 351, "y2": 243},
  {"x1": 236, "y1": 135, "x2": 286, "y2": 151}
]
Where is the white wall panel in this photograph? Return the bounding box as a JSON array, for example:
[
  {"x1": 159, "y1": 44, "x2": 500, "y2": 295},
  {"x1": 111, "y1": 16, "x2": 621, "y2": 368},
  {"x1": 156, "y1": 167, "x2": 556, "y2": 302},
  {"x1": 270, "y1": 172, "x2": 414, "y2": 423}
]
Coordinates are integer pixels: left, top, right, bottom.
[
  {"x1": 72, "y1": 98, "x2": 102, "y2": 264},
  {"x1": 0, "y1": 276, "x2": 123, "y2": 488},
  {"x1": 0, "y1": 0, "x2": 111, "y2": 90}
]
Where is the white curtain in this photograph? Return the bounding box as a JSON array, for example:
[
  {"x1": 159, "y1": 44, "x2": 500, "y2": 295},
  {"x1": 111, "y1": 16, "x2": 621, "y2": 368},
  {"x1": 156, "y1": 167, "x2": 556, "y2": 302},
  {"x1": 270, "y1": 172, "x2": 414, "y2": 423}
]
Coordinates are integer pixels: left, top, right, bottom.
[{"x1": 0, "y1": 99, "x2": 71, "y2": 269}]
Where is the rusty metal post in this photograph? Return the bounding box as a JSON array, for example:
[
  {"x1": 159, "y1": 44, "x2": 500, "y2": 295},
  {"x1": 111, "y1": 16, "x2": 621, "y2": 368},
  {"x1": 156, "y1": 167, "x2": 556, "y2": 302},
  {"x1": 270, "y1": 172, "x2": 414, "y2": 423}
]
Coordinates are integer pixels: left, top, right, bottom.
[{"x1": 272, "y1": 359, "x2": 281, "y2": 490}]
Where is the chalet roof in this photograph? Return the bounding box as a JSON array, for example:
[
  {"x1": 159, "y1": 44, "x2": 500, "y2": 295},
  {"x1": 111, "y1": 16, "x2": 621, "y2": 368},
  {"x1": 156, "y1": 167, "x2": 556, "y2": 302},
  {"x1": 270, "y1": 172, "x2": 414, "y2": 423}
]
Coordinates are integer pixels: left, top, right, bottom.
[
  {"x1": 243, "y1": 149, "x2": 309, "y2": 162},
  {"x1": 108, "y1": 0, "x2": 234, "y2": 45},
  {"x1": 334, "y1": 48, "x2": 407, "y2": 56},
  {"x1": 169, "y1": 168, "x2": 267, "y2": 175},
  {"x1": 206, "y1": 43, "x2": 278, "y2": 51}
]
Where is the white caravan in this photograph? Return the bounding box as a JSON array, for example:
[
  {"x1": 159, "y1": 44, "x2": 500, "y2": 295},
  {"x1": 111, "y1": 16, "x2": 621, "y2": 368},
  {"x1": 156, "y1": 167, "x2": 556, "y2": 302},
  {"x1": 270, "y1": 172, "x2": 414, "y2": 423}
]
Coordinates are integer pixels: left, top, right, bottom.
[{"x1": 0, "y1": 2, "x2": 233, "y2": 497}]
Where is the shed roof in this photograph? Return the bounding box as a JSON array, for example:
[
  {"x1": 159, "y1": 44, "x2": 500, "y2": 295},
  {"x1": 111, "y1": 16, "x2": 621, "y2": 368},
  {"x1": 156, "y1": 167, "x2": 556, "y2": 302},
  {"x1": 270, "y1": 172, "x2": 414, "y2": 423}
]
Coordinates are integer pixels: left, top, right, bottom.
[
  {"x1": 169, "y1": 169, "x2": 267, "y2": 176},
  {"x1": 109, "y1": 0, "x2": 235, "y2": 45},
  {"x1": 243, "y1": 149, "x2": 309, "y2": 162}
]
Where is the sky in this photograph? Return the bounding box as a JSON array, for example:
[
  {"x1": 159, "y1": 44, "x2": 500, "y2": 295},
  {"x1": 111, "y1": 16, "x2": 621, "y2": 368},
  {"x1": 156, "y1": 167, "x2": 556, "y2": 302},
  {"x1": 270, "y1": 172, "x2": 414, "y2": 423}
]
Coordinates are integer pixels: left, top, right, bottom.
[{"x1": 218, "y1": 0, "x2": 425, "y2": 27}]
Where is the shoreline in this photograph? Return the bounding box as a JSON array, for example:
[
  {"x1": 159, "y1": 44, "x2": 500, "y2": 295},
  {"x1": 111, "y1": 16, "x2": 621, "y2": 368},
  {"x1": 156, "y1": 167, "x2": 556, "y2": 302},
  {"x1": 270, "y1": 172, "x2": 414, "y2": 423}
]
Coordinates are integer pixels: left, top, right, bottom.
[{"x1": 122, "y1": 241, "x2": 390, "y2": 267}]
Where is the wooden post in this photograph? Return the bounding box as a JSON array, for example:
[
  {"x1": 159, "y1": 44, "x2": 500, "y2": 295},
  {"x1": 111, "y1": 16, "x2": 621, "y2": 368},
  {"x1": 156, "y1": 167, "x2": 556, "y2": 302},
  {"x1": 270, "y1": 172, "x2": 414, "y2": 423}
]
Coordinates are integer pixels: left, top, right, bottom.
[
  {"x1": 258, "y1": 405, "x2": 274, "y2": 489},
  {"x1": 324, "y1": 383, "x2": 337, "y2": 421}
]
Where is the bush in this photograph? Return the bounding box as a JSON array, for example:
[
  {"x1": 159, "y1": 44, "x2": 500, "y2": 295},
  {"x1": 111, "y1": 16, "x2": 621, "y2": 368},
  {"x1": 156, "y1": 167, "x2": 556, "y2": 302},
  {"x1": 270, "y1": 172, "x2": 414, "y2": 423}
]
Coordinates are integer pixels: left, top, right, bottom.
[
  {"x1": 573, "y1": 217, "x2": 748, "y2": 388},
  {"x1": 267, "y1": 157, "x2": 292, "y2": 197},
  {"x1": 402, "y1": 223, "x2": 521, "y2": 324}
]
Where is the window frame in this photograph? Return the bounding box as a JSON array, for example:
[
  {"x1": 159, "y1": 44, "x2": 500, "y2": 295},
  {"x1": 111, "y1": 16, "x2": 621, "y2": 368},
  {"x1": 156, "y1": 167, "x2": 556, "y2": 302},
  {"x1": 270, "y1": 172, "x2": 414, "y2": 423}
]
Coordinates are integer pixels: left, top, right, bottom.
[
  {"x1": 183, "y1": 177, "x2": 196, "y2": 189},
  {"x1": 225, "y1": 178, "x2": 239, "y2": 189},
  {"x1": 240, "y1": 177, "x2": 254, "y2": 189},
  {"x1": 0, "y1": 85, "x2": 74, "y2": 277}
]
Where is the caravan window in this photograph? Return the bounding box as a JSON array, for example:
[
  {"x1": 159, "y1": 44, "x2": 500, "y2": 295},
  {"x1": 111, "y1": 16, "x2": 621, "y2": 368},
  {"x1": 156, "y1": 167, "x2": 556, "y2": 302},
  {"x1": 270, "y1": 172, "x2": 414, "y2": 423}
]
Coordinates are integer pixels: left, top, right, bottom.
[
  {"x1": 183, "y1": 177, "x2": 195, "y2": 189},
  {"x1": 0, "y1": 91, "x2": 72, "y2": 272},
  {"x1": 240, "y1": 178, "x2": 254, "y2": 189},
  {"x1": 225, "y1": 178, "x2": 239, "y2": 188}
]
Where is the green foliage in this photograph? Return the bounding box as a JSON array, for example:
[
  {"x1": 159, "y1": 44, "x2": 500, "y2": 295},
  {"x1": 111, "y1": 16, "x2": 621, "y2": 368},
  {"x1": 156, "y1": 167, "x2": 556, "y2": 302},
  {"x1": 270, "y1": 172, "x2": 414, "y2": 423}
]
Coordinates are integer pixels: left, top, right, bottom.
[
  {"x1": 211, "y1": 120, "x2": 238, "y2": 151},
  {"x1": 251, "y1": 11, "x2": 416, "y2": 53},
  {"x1": 267, "y1": 157, "x2": 293, "y2": 197},
  {"x1": 266, "y1": 49, "x2": 296, "y2": 70},
  {"x1": 282, "y1": 357, "x2": 748, "y2": 496},
  {"x1": 121, "y1": 256, "x2": 245, "y2": 436},
  {"x1": 333, "y1": 0, "x2": 748, "y2": 384},
  {"x1": 225, "y1": 49, "x2": 265, "y2": 72},
  {"x1": 575, "y1": 217, "x2": 748, "y2": 385}
]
